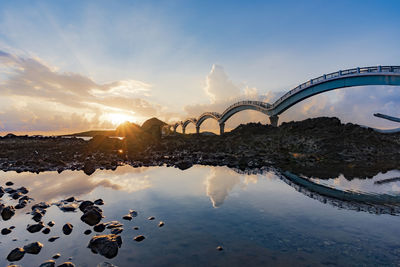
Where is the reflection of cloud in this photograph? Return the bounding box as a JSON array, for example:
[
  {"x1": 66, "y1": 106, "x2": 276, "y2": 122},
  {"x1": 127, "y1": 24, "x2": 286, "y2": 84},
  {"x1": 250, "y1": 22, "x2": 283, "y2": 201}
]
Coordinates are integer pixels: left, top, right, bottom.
[
  {"x1": 0, "y1": 165, "x2": 151, "y2": 202},
  {"x1": 205, "y1": 168, "x2": 260, "y2": 208}
]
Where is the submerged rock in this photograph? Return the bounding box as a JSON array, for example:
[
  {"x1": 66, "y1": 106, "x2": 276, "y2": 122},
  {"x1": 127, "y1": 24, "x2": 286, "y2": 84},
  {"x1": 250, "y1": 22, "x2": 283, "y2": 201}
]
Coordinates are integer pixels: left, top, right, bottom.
[
  {"x1": 97, "y1": 262, "x2": 118, "y2": 267},
  {"x1": 94, "y1": 199, "x2": 104, "y2": 205},
  {"x1": 7, "y1": 247, "x2": 25, "y2": 261},
  {"x1": 158, "y1": 221, "x2": 165, "y2": 227},
  {"x1": 88, "y1": 234, "x2": 122, "y2": 259},
  {"x1": 62, "y1": 223, "x2": 73, "y2": 235},
  {"x1": 52, "y1": 253, "x2": 61, "y2": 259},
  {"x1": 94, "y1": 223, "x2": 106, "y2": 232},
  {"x1": 23, "y1": 241, "x2": 43, "y2": 254},
  {"x1": 148, "y1": 216, "x2": 155, "y2": 220},
  {"x1": 58, "y1": 262, "x2": 75, "y2": 267},
  {"x1": 110, "y1": 228, "x2": 123, "y2": 235},
  {"x1": 133, "y1": 235, "x2": 145, "y2": 242},
  {"x1": 84, "y1": 229, "x2": 92, "y2": 235},
  {"x1": 2, "y1": 228, "x2": 12, "y2": 235},
  {"x1": 2, "y1": 206, "x2": 15, "y2": 220},
  {"x1": 79, "y1": 201, "x2": 94, "y2": 212},
  {"x1": 122, "y1": 214, "x2": 132, "y2": 220},
  {"x1": 42, "y1": 227, "x2": 51, "y2": 234},
  {"x1": 48, "y1": 221, "x2": 55, "y2": 227},
  {"x1": 48, "y1": 236, "x2": 60, "y2": 242},
  {"x1": 216, "y1": 246, "x2": 223, "y2": 251}
]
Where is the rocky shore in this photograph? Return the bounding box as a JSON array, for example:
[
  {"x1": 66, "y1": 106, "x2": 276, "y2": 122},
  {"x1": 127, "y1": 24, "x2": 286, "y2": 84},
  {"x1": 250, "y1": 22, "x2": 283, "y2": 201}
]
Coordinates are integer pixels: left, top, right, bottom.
[{"x1": 1, "y1": 117, "x2": 400, "y2": 179}]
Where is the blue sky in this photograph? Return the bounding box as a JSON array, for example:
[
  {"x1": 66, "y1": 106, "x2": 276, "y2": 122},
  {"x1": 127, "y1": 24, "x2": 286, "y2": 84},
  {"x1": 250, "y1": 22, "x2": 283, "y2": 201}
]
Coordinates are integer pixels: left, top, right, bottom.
[{"x1": 1, "y1": 0, "x2": 400, "y2": 133}]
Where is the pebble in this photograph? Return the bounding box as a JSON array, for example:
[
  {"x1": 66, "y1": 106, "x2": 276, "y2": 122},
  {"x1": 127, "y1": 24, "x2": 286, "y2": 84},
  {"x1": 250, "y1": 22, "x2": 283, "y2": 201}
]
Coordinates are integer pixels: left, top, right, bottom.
[
  {"x1": 62, "y1": 223, "x2": 73, "y2": 235},
  {"x1": 79, "y1": 200, "x2": 94, "y2": 212},
  {"x1": 42, "y1": 227, "x2": 51, "y2": 234},
  {"x1": 94, "y1": 199, "x2": 104, "y2": 205},
  {"x1": 27, "y1": 222, "x2": 45, "y2": 233},
  {"x1": 57, "y1": 262, "x2": 75, "y2": 267},
  {"x1": 2, "y1": 206, "x2": 16, "y2": 220},
  {"x1": 7, "y1": 247, "x2": 25, "y2": 261},
  {"x1": 81, "y1": 206, "x2": 103, "y2": 226},
  {"x1": 5, "y1": 181, "x2": 14, "y2": 186},
  {"x1": 84, "y1": 229, "x2": 92, "y2": 235},
  {"x1": 2, "y1": 228, "x2": 12, "y2": 235},
  {"x1": 48, "y1": 221, "x2": 55, "y2": 227},
  {"x1": 65, "y1": 196, "x2": 76, "y2": 202},
  {"x1": 48, "y1": 236, "x2": 60, "y2": 242},
  {"x1": 133, "y1": 226, "x2": 139, "y2": 230},
  {"x1": 148, "y1": 216, "x2": 155, "y2": 220},
  {"x1": 52, "y1": 253, "x2": 61, "y2": 259},
  {"x1": 158, "y1": 221, "x2": 165, "y2": 227},
  {"x1": 133, "y1": 235, "x2": 145, "y2": 242},
  {"x1": 110, "y1": 228, "x2": 123, "y2": 235},
  {"x1": 122, "y1": 214, "x2": 132, "y2": 220},
  {"x1": 216, "y1": 246, "x2": 223, "y2": 251},
  {"x1": 94, "y1": 223, "x2": 106, "y2": 232},
  {"x1": 23, "y1": 241, "x2": 43, "y2": 254}
]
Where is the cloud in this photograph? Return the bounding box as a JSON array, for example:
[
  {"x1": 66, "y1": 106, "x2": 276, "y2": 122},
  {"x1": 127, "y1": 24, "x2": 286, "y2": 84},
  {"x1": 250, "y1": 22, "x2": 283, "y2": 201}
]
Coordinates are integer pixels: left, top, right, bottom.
[{"x1": 0, "y1": 51, "x2": 162, "y2": 133}]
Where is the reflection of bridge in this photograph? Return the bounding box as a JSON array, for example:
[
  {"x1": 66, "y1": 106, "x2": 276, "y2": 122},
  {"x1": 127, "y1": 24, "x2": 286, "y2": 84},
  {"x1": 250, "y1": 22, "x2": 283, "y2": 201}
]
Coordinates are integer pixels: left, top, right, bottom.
[{"x1": 169, "y1": 66, "x2": 400, "y2": 134}]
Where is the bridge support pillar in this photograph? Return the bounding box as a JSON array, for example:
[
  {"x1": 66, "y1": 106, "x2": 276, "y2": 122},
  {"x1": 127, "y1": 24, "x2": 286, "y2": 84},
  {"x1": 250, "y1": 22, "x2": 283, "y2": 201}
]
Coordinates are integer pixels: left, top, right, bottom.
[
  {"x1": 196, "y1": 126, "x2": 200, "y2": 134},
  {"x1": 219, "y1": 122, "x2": 225, "y2": 135},
  {"x1": 182, "y1": 127, "x2": 186, "y2": 134},
  {"x1": 269, "y1": 115, "x2": 279, "y2": 127},
  {"x1": 174, "y1": 127, "x2": 177, "y2": 133}
]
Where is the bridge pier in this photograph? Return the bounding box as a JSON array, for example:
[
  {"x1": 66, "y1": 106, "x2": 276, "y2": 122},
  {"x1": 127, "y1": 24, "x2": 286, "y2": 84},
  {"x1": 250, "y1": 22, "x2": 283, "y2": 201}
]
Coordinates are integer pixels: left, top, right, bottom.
[
  {"x1": 196, "y1": 126, "x2": 200, "y2": 134},
  {"x1": 219, "y1": 122, "x2": 225, "y2": 135},
  {"x1": 182, "y1": 127, "x2": 185, "y2": 134},
  {"x1": 269, "y1": 115, "x2": 279, "y2": 127}
]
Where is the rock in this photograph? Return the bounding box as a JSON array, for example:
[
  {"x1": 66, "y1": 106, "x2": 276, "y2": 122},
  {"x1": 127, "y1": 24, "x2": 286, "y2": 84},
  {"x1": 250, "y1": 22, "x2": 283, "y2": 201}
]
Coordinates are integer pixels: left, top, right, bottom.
[
  {"x1": 48, "y1": 221, "x2": 55, "y2": 227},
  {"x1": 122, "y1": 214, "x2": 132, "y2": 220},
  {"x1": 32, "y1": 210, "x2": 44, "y2": 222},
  {"x1": 97, "y1": 262, "x2": 118, "y2": 267},
  {"x1": 129, "y1": 210, "x2": 138, "y2": 217},
  {"x1": 17, "y1": 186, "x2": 29, "y2": 194},
  {"x1": 94, "y1": 223, "x2": 106, "y2": 232},
  {"x1": 133, "y1": 226, "x2": 139, "y2": 230},
  {"x1": 2, "y1": 228, "x2": 12, "y2": 235},
  {"x1": 133, "y1": 235, "x2": 145, "y2": 242},
  {"x1": 27, "y1": 222, "x2": 45, "y2": 233},
  {"x1": 176, "y1": 160, "x2": 193, "y2": 170},
  {"x1": 83, "y1": 161, "x2": 96, "y2": 175},
  {"x1": 84, "y1": 229, "x2": 92, "y2": 235},
  {"x1": 148, "y1": 216, "x2": 155, "y2": 220},
  {"x1": 7, "y1": 247, "x2": 25, "y2": 261},
  {"x1": 158, "y1": 221, "x2": 165, "y2": 227},
  {"x1": 79, "y1": 201, "x2": 94, "y2": 212},
  {"x1": 62, "y1": 223, "x2": 73, "y2": 235},
  {"x1": 65, "y1": 196, "x2": 76, "y2": 202},
  {"x1": 60, "y1": 203, "x2": 78, "y2": 212},
  {"x1": 48, "y1": 236, "x2": 59, "y2": 242},
  {"x1": 105, "y1": 221, "x2": 123, "y2": 229},
  {"x1": 39, "y1": 260, "x2": 55, "y2": 267},
  {"x1": 9, "y1": 226, "x2": 15, "y2": 229},
  {"x1": 52, "y1": 253, "x2": 61, "y2": 259},
  {"x1": 42, "y1": 227, "x2": 51, "y2": 234},
  {"x1": 23, "y1": 241, "x2": 43, "y2": 254},
  {"x1": 110, "y1": 228, "x2": 123, "y2": 235},
  {"x1": 11, "y1": 192, "x2": 22, "y2": 199},
  {"x1": 32, "y1": 202, "x2": 50, "y2": 210},
  {"x1": 216, "y1": 246, "x2": 223, "y2": 251},
  {"x1": 2, "y1": 206, "x2": 15, "y2": 220},
  {"x1": 94, "y1": 199, "x2": 104, "y2": 205},
  {"x1": 57, "y1": 262, "x2": 75, "y2": 267},
  {"x1": 5, "y1": 181, "x2": 13, "y2": 186},
  {"x1": 88, "y1": 234, "x2": 122, "y2": 259},
  {"x1": 81, "y1": 206, "x2": 103, "y2": 226}
]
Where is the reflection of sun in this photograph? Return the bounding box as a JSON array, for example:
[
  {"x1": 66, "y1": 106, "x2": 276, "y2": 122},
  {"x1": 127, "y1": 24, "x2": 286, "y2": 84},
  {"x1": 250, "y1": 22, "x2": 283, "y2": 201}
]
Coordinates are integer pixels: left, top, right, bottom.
[{"x1": 106, "y1": 113, "x2": 136, "y2": 126}]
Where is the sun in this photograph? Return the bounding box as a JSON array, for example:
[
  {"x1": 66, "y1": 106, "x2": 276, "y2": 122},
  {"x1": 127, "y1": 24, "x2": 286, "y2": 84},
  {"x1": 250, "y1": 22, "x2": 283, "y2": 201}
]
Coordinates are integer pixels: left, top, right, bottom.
[{"x1": 106, "y1": 113, "x2": 136, "y2": 126}]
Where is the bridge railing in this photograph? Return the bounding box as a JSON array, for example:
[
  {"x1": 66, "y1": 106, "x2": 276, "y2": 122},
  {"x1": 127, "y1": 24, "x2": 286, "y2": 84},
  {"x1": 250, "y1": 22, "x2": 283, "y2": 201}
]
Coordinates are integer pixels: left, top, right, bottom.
[
  {"x1": 222, "y1": 100, "x2": 271, "y2": 115},
  {"x1": 272, "y1": 65, "x2": 400, "y2": 108}
]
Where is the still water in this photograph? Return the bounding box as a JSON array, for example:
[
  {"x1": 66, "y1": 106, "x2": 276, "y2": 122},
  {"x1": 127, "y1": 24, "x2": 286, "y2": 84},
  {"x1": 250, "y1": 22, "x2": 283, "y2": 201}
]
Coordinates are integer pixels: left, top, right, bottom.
[{"x1": 0, "y1": 166, "x2": 400, "y2": 266}]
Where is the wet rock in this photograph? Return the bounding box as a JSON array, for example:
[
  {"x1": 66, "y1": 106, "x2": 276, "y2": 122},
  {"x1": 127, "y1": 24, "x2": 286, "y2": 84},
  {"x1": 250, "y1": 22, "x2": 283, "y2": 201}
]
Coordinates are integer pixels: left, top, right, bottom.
[
  {"x1": 48, "y1": 236, "x2": 59, "y2": 242},
  {"x1": 158, "y1": 221, "x2": 165, "y2": 227},
  {"x1": 7, "y1": 265, "x2": 22, "y2": 267},
  {"x1": 39, "y1": 260, "x2": 55, "y2": 267},
  {"x1": 84, "y1": 229, "x2": 92, "y2": 235},
  {"x1": 97, "y1": 262, "x2": 118, "y2": 267},
  {"x1": 110, "y1": 228, "x2": 123, "y2": 235},
  {"x1": 17, "y1": 186, "x2": 29, "y2": 194},
  {"x1": 148, "y1": 216, "x2": 155, "y2": 220},
  {"x1": 105, "y1": 221, "x2": 123, "y2": 229},
  {"x1": 57, "y1": 262, "x2": 75, "y2": 267},
  {"x1": 2, "y1": 228, "x2": 12, "y2": 235},
  {"x1": 52, "y1": 253, "x2": 61, "y2": 259},
  {"x1": 27, "y1": 222, "x2": 45, "y2": 233},
  {"x1": 216, "y1": 246, "x2": 223, "y2": 251},
  {"x1": 94, "y1": 223, "x2": 106, "y2": 232},
  {"x1": 129, "y1": 210, "x2": 138, "y2": 217},
  {"x1": 15, "y1": 202, "x2": 27, "y2": 209},
  {"x1": 60, "y1": 203, "x2": 78, "y2": 212},
  {"x1": 62, "y1": 223, "x2": 73, "y2": 235},
  {"x1": 42, "y1": 227, "x2": 51, "y2": 234},
  {"x1": 9, "y1": 226, "x2": 15, "y2": 229},
  {"x1": 81, "y1": 206, "x2": 103, "y2": 226},
  {"x1": 88, "y1": 234, "x2": 122, "y2": 259},
  {"x1": 7, "y1": 247, "x2": 25, "y2": 261},
  {"x1": 23, "y1": 241, "x2": 43, "y2": 254},
  {"x1": 122, "y1": 214, "x2": 132, "y2": 220},
  {"x1": 32, "y1": 202, "x2": 50, "y2": 210},
  {"x1": 79, "y1": 201, "x2": 94, "y2": 212},
  {"x1": 65, "y1": 196, "x2": 76, "y2": 202},
  {"x1": 48, "y1": 221, "x2": 55, "y2": 227},
  {"x1": 133, "y1": 235, "x2": 145, "y2": 242},
  {"x1": 32, "y1": 210, "x2": 44, "y2": 222},
  {"x1": 176, "y1": 160, "x2": 193, "y2": 170},
  {"x1": 133, "y1": 226, "x2": 139, "y2": 230},
  {"x1": 83, "y1": 161, "x2": 96, "y2": 175},
  {"x1": 94, "y1": 199, "x2": 104, "y2": 205},
  {"x1": 2, "y1": 206, "x2": 15, "y2": 220},
  {"x1": 5, "y1": 181, "x2": 13, "y2": 186},
  {"x1": 11, "y1": 192, "x2": 23, "y2": 199}
]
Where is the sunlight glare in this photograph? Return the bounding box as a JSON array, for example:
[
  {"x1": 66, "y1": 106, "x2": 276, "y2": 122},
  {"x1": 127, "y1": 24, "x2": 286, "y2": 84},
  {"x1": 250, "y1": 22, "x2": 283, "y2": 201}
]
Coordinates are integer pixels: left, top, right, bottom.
[{"x1": 106, "y1": 113, "x2": 136, "y2": 126}]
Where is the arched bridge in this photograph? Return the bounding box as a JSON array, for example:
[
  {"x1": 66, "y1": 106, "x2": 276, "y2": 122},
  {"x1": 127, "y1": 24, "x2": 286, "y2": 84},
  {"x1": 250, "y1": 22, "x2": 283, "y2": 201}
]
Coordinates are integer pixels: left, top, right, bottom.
[{"x1": 170, "y1": 66, "x2": 400, "y2": 134}]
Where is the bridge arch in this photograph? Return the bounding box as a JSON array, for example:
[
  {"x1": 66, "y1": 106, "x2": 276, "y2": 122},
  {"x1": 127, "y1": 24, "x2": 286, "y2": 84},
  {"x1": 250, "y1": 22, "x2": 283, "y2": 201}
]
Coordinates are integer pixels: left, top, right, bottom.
[
  {"x1": 195, "y1": 112, "x2": 221, "y2": 134},
  {"x1": 182, "y1": 118, "x2": 197, "y2": 134}
]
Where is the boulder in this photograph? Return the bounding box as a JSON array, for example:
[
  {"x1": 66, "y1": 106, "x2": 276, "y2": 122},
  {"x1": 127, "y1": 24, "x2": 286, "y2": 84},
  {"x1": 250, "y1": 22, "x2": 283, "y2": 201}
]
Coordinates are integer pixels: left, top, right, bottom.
[
  {"x1": 23, "y1": 241, "x2": 43, "y2": 254},
  {"x1": 81, "y1": 206, "x2": 103, "y2": 226},
  {"x1": 6, "y1": 247, "x2": 25, "y2": 261},
  {"x1": 1, "y1": 206, "x2": 15, "y2": 220},
  {"x1": 62, "y1": 223, "x2": 73, "y2": 235},
  {"x1": 88, "y1": 234, "x2": 122, "y2": 259},
  {"x1": 27, "y1": 222, "x2": 45, "y2": 233},
  {"x1": 39, "y1": 260, "x2": 55, "y2": 267}
]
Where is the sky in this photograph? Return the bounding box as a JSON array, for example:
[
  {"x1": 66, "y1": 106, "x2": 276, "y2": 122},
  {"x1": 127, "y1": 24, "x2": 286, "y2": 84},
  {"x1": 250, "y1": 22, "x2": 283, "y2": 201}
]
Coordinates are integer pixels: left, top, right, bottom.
[{"x1": 1, "y1": 0, "x2": 400, "y2": 134}]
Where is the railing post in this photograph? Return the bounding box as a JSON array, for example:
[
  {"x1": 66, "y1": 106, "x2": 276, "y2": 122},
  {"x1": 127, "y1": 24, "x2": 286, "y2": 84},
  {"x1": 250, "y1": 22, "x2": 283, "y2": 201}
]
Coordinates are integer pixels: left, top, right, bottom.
[{"x1": 219, "y1": 122, "x2": 225, "y2": 135}]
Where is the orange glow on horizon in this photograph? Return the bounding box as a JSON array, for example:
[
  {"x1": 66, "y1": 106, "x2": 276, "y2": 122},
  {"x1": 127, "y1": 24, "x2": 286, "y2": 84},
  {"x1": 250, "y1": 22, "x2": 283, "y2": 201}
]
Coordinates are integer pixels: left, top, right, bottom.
[{"x1": 106, "y1": 113, "x2": 136, "y2": 126}]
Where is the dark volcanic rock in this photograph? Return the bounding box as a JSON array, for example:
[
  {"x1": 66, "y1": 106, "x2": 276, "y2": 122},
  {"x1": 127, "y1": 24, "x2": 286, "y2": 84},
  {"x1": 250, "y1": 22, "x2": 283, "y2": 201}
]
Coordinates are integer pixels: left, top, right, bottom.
[
  {"x1": 2, "y1": 228, "x2": 12, "y2": 235},
  {"x1": 5, "y1": 181, "x2": 13, "y2": 186},
  {"x1": 62, "y1": 223, "x2": 73, "y2": 235},
  {"x1": 83, "y1": 161, "x2": 96, "y2": 175},
  {"x1": 87, "y1": 234, "x2": 122, "y2": 259},
  {"x1": 42, "y1": 227, "x2": 51, "y2": 234},
  {"x1": 133, "y1": 235, "x2": 145, "y2": 242},
  {"x1": 79, "y1": 200, "x2": 94, "y2": 212},
  {"x1": 84, "y1": 229, "x2": 92, "y2": 235},
  {"x1": 65, "y1": 196, "x2": 76, "y2": 202},
  {"x1": 48, "y1": 221, "x2": 55, "y2": 227},
  {"x1": 176, "y1": 160, "x2": 193, "y2": 170},
  {"x1": 7, "y1": 247, "x2": 25, "y2": 261},
  {"x1": 122, "y1": 214, "x2": 132, "y2": 220},
  {"x1": 57, "y1": 262, "x2": 75, "y2": 267},
  {"x1": 94, "y1": 199, "x2": 104, "y2": 205},
  {"x1": 27, "y1": 222, "x2": 45, "y2": 233},
  {"x1": 158, "y1": 221, "x2": 165, "y2": 227},
  {"x1": 94, "y1": 223, "x2": 106, "y2": 232},
  {"x1": 81, "y1": 205, "x2": 103, "y2": 226},
  {"x1": 2, "y1": 206, "x2": 15, "y2": 220},
  {"x1": 48, "y1": 236, "x2": 60, "y2": 242},
  {"x1": 39, "y1": 260, "x2": 56, "y2": 267},
  {"x1": 110, "y1": 227, "x2": 123, "y2": 235},
  {"x1": 53, "y1": 253, "x2": 61, "y2": 259},
  {"x1": 23, "y1": 241, "x2": 43, "y2": 254}
]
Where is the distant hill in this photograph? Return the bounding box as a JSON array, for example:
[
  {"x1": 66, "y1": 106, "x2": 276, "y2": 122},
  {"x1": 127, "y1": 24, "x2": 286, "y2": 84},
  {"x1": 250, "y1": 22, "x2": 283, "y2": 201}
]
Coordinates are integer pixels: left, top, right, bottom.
[{"x1": 65, "y1": 118, "x2": 167, "y2": 137}]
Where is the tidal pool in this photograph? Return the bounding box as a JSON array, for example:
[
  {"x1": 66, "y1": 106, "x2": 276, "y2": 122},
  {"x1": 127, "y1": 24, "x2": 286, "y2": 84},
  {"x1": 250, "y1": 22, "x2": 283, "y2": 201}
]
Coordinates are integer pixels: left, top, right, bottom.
[{"x1": 0, "y1": 166, "x2": 400, "y2": 266}]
